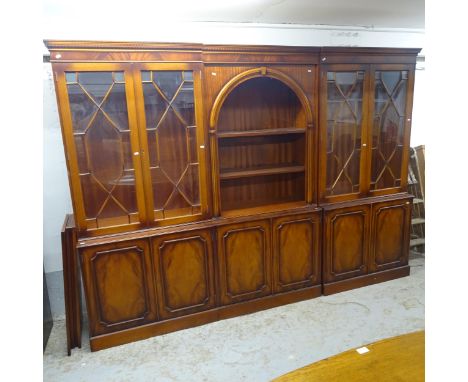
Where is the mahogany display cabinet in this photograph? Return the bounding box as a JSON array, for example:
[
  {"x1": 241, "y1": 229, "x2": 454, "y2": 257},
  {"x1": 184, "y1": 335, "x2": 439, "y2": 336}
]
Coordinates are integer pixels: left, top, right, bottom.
[{"x1": 45, "y1": 40, "x2": 420, "y2": 352}]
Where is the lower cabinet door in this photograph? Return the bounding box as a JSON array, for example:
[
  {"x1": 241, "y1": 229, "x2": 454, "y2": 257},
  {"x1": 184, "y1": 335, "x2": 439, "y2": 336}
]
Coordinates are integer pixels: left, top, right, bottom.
[
  {"x1": 80, "y1": 239, "x2": 158, "y2": 336},
  {"x1": 272, "y1": 213, "x2": 321, "y2": 293},
  {"x1": 217, "y1": 220, "x2": 272, "y2": 305},
  {"x1": 323, "y1": 204, "x2": 370, "y2": 282},
  {"x1": 152, "y1": 230, "x2": 216, "y2": 319},
  {"x1": 369, "y1": 197, "x2": 412, "y2": 272}
]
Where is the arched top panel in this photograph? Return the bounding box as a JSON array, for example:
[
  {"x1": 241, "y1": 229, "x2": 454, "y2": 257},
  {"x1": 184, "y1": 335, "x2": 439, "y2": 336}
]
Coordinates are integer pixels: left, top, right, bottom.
[{"x1": 209, "y1": 67, "x2": 313, "y2": 129}]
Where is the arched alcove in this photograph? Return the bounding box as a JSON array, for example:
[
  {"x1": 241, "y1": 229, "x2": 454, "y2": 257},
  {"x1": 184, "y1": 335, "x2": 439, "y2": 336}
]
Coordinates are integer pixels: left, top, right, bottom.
[{"x1": 214, "y1": 74, "x2": 309, "y2": 213}]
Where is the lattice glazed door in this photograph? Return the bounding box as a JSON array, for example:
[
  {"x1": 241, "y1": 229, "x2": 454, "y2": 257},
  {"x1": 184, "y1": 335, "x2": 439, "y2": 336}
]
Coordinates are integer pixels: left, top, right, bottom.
[
  {"x1": 369, "y1": 66, "x2": 413, "y2": 194},
  {"x1": 320, "y1": 65, "x2": 370, "y2": 202},
  {"x1": 59, "y1": 69, "x2": 146, "y2": 231},
  {"x1": 135, "y1": 67, "x2": 208, "y2": 223}
]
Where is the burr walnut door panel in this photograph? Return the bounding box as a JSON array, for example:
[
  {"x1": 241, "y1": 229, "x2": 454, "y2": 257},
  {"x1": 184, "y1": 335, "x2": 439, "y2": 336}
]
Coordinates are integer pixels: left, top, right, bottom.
[
  {"x1": 370, "y1": 198, "x2": 412, "y2": 272},
  {"x1": 272, "y1": 213, "x2": 321, "y2": 293},
  {"x1": 217, "y1": 220, "x2": 272, "y2": 305},
  {"x1": 323, "y1": 204, "x2": 371, "y2": 283},
  {"x1": 80, "y1": 240, "x2": 158, "y2": 336},
  {"x1": 152, "y1": 230, "x2": 216, "y2": 319}
]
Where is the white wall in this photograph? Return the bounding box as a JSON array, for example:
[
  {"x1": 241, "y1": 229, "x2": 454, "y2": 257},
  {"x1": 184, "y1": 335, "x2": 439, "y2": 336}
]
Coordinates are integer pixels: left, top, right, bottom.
[
  {"x1": 43, "y1": 23, "x2": 425, "y2": 273},
  {"x1": 43, "y1": 64, "x2": 72, "y2": 272}
]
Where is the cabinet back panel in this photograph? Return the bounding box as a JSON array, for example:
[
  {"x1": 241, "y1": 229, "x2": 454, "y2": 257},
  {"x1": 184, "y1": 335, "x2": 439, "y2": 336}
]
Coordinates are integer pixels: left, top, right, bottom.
[
  {"x1": 218, "y1": 135, "x2": 305, "y2": 171},
  {"x1": 217, "y1": 77, "x2": 306, "y2": 132},
  {"x1": 220, "y1": 173, "x2": 305, "y2": 211}
]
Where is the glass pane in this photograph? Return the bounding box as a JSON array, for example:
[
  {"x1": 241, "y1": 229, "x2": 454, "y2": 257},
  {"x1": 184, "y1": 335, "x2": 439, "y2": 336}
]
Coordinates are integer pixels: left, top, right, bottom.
[
  {"x1": 153, "y1": 71, "x2": 183, "y2": 99},
  {"x1": 370, "y1": 70, "x2": 408, "y2": 190},
  {"x1": 325, "y1": 71, "x2": 364, "y2": 196},
  {"x1": 142, "y1": 70, "x2": 201, "y2": 220},
  {"x1": 66, "y1": 71, "x2": 139, "y2": 228}
]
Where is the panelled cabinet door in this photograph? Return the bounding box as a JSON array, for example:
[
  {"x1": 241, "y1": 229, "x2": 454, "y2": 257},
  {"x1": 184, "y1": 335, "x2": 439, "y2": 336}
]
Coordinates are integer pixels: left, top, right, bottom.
[
  {"x1": 217, "y1": 220, "x2": 272, "y2": 304},
  {"x1": 369, "y1": 198, "x2": 412, "y2": 272},
  {"x1": 368, "y1": 65, "x2": 415, "y2": 195},
  {"x1": 80, "y1": 240, "x2": 158, "y2": 336},
  {"x1": 323, "y1": 204, "x2": 371, "y2": 282},
  {"x1": 272, "y1": 213, "x2": 321, "y2": 293},
  {"x1": 319, "y1": 65, "x2": 370, "y2": 203},
  {"x1": 151, "y1": 230, "x2": 216, "y2": 319},
  {"x1": 54, "y1": 65, "x2": 147, "y2": 232},
  {"x1": 133, "y1": 64, "x2": 209, "y2": 226}
]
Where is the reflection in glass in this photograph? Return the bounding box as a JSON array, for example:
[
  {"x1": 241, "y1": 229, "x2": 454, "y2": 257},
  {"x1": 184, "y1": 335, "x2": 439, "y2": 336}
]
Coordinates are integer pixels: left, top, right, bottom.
[
  {"x1": 325, "y1": 71, "x2": 364, "y2": 196},
  {"x1": 371, "y1": 71, "x2": 408, "y2": 190},
  {"x1": 66, "y1": 71, "x2": 138, "y2": 227},
  {"x1": 142, "y1": 70, "x2": 200, "y2": 220}
]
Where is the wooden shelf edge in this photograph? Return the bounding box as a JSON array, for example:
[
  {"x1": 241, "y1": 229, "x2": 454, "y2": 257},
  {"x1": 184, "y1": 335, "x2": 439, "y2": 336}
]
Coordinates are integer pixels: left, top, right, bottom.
[
  {"x1": 221, "y1": 200, "x2": 309, "y2": 218},
  {"x1": 220, "y1": 165, "x2": 305, "y2": 180},
  {"x1": 217, "y1": 128, "x2": 306, "y2": 138}
]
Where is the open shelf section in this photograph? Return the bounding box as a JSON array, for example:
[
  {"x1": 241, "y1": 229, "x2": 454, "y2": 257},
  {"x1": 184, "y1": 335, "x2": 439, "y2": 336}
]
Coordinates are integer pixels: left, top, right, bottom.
[
  {"x1": 220, "y1": 165, "x2": 305, "y2": 180},
  {"x1": 217, "y1": 128, "x2": 306, "y2": 139},
  {"x1": 221, "y1": 199, "x2": 309, "y2": 218}
]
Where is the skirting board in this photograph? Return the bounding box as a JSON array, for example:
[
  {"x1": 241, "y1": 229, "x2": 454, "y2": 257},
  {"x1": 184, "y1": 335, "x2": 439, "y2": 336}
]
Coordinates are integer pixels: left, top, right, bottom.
[
  {"x1": 89, "y1": 285, "x2": 322, "y2": 351},
  {"x1": 322, "y1": 266, "x2": 411, "y2": 296}
]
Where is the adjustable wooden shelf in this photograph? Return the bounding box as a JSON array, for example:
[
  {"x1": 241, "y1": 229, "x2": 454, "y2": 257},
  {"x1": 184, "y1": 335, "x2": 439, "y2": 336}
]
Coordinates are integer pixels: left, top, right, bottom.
[{"x1": 45, "y1": 40, "x2": 420, "y2": 353}]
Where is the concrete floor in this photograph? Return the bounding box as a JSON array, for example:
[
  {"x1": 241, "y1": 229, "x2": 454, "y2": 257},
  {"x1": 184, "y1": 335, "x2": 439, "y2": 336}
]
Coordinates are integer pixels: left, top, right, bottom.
[{"x1": 44, "y1": 255, "x2": 424, "y2": 382}]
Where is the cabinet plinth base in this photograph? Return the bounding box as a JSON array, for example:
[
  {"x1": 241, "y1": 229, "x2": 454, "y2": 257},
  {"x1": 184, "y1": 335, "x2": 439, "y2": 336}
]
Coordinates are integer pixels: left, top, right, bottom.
[
  {"x1": 89, "y1": 285, "x2": 321, "y2": 352},
  {"x1": 322, "y1": 266, "x2": 410, "y2": 296}
]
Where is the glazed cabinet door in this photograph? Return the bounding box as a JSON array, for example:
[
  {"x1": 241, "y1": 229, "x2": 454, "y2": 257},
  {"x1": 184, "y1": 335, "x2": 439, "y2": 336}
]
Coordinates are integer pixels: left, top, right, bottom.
[
  {"x1": 319, "y1": 65, "x2": 370, "y2": 203},
  {"x1": 272, "y1": 213, "x2": 321, "y2": 293},
  {"x1": 217, "y1": 220, "x2": 272, "y2": 304},
  {"x1": 80, "y1": 240, "x2": 158, "y2": 336},
  {"x1": 133, "y1": 64, "x2": 209, "y2": 225},
  {"x1": 368, "y1": 65, "x2": 415, "y2": 195},
  {"x1": 323, "y1": 204, "x2": 371, "y2": 282},
  {"x1": 54, "y1": 64, "x2": 147, "y2": 233},
  {"x1": 369, "y1": 197, "x2": 412, "y2": 272},
  {"x1": 151, "y1": 229, "x2": 216, "y2": 319}
]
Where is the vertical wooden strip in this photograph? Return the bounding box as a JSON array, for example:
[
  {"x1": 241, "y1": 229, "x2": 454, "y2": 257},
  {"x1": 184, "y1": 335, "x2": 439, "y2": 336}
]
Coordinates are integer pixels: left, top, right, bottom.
[
  {"x1": 131, "y1": 65, "x2": 155, "y2": 223},
  {"x1": 125, "y1": 66, "x2": 148, "y2": 224},
  {"x1": 61, "y1": 214, "x2": 81, "y2": 355},
  {"x1": 318, "y1": 66, "x2": 328, "y2": 202},
  {"x1": 210, "y1": 129, "x2": 221, "y2": 216},
  {"x1": 53, "y1": 68, "x2": 87, "y2": 230},
  {"x1": 362, "y1": 64, "x2": 374, "y2": 196},
  {"x1": 400, "y1": 65, "x2": 416, "y2": 190},
  {"x1": 193, "y1": 66, "x2": 211, "y2": 218}
]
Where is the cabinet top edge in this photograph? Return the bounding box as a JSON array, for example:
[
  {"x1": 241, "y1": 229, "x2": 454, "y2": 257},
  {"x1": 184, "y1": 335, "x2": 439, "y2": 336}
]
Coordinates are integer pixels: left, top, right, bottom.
[{"x1": 43, "y1": 40, "x2": 421, "y2": 55}]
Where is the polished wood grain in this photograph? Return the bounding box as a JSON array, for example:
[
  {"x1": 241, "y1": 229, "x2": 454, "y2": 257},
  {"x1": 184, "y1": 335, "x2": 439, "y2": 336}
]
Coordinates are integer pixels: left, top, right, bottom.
[
  {"x1": 89, "y1": 285, "x2": 321, "y2": 351},
  {"x1": 323, "y1": 204, "x2": 370, "y2": 282},
  {"x1": 217, "y1": 220, "x2": 272, "y2": 304},
  {"x1": 47, "y1": 41, "x2": 420, "y2": 352},
  {"x1": 323, "y1": 265, "x2": 410, "y2": 295},
  {"x1": 152, "y1": 230, "x2": 216, "y2": 319},
  {"x1": 80, "y1": 240, "x2": 158, "y2": 336},
  {"x1": 273, "y1": 213, "x2": 321, "y2": 292},
  {"x1": 273, "y1": 330, "x2": 424, "y2": 382},
  {"x1": 369, "y1": 197, "x2": 412, "y2": 272},
  {"x1": 61, "y1": 214, "x2": 81, "y2": 355}
]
